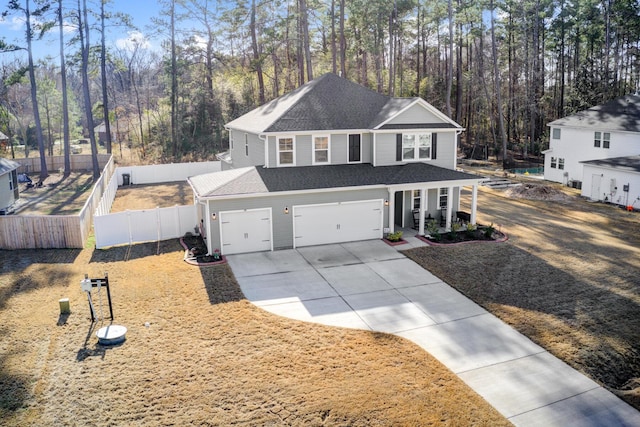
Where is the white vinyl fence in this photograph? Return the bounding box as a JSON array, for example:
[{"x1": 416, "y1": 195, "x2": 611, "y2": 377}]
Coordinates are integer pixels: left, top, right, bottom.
[
  {"x1": 93, "y1": 161, "x2": 219, "y2": 249},
  {"x1": 94, "y1": 205, "x2": 196, "y2": 248}
]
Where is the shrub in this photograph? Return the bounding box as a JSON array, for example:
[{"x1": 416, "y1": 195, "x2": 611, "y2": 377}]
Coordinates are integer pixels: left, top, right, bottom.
[
  {"x1": 483, "y1": 223, "x2": 495, "y2": 239},
  {"x1": 386, "y1": 230, "x2": 403, "y2": 242}
]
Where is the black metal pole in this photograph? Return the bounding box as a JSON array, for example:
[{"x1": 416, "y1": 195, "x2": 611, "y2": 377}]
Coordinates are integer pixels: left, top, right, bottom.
[{"x1": 104, "y1": 273, "x2": 114, "y2": 320}]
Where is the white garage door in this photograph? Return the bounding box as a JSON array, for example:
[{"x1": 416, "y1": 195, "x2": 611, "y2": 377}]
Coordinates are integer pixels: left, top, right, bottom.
[
  {"x1": 219, "y1": 208, "x2": 272, "y2": 255},
  {"x1": 293, "y1": 199, "x2": 383, "y2": 248}
]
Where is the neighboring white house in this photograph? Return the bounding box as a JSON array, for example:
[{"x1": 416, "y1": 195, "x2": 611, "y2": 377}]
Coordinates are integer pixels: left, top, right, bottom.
[
  {"x1": 0, "y1": 157, "x2": 19, "y2": 214},
  {"x1": 188, "y1": 73, "x2": 482, "y2": 256},
  {"x1": 580, "y1": 156, "x2": 640, "y2": 207},
  {"x1": 543, "y1": 94, "x2": 640, "y2": 187}
]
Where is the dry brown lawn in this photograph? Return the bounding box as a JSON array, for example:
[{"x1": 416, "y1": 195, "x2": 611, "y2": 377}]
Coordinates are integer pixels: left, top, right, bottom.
[
  {"x1": 14, "y1": 172, "x2": 94, "y2": 215},
  {"x1": 403, "y1": 184, "x2": 640, "y2": 411},
  {"x1": 0, "y1": 240, "x2": 510, "y2": 426},
  {"x1": 110, "y1": 182, "x2": 193, "y2": 212}
]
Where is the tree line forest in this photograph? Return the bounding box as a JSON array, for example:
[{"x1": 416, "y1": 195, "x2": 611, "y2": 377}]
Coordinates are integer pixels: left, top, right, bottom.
[{"x1": 1, "y1": 0, "x2": 639, "y2": 180}]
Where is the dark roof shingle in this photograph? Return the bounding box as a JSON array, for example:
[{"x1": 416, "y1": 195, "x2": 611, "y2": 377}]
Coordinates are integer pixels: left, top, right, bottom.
[{"x1": 580, "y1": 155, "x2": 640, "y2": 172}]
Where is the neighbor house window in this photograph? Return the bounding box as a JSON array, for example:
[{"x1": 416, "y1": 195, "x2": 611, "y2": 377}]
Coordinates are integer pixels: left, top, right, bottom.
[
  {"x1": 313, "y1": 135, "x2": 329, "y2": 164},
  {"x1": 278, "y1": 136, "x2": 295, "y2": 165},
  {"x1": 245, "y1": 134, "x2": 249, "y2": 156},
  {"x1": 439, "y1": 188, "x2": 448, "y2": 210},
  {"x1": 550, "y1": 157, "x2": 557, "y2": 168},
  {"x1": 552, "y1": 128, "x2": 561, "y2": 139},
  {"x1": 558, "y1": 158, "x2": 565, "y2": 170},
  {"x1": 594, "y1": 132, "x2": 601, "y2": 147},
  {"x1": 603, "y1": 132, "x2": 610, "y2": 149},
  {"x1": 402, "y1": 133, "x2": 432, "y2": 161}
]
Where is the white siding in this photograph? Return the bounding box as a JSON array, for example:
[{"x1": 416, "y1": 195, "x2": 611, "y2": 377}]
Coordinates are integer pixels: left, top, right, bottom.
[
  {"x1": 544, "y1": 127, "x2": 640, "y2": 184},
  {"x1": 374, "y1": 131, "x2": 457, "y2": 169},
  {"x1": 0, "y1": 173, "x2": 15, "y2": 210},
  {"x1": 385, "y1": 103, "x2": 444, "y2": 125},
  {"x1": 581, "y1": 164, "x2": 640, "y2": 205}
]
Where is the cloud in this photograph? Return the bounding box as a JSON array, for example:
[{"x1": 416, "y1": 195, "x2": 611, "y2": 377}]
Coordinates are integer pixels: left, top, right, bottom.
[{"x1": 115, "y1": 30, "x2": 151, "y2": 51}]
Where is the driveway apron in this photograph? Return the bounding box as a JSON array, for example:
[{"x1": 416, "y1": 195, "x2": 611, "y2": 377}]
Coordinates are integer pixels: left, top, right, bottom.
[{"x1": 226, "y1": 239, "x2": 640, "y2": 427}]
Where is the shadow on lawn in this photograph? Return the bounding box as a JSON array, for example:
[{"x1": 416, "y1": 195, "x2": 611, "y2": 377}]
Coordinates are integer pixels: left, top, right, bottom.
[
  {"x1": 89, "y1": 239, "x2": 183, "y2": 263},
  {"x1": 403, "y1": 243, "x2": 640, "y2": 395},
  {"x1": 199, "y1": 264, "x2": 245, "y2": 305}
]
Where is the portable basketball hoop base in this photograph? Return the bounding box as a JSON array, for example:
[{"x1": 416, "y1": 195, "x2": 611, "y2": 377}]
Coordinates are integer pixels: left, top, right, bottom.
[{"x1": 81, "y1": 273, "x2": 126, "y2": 345}]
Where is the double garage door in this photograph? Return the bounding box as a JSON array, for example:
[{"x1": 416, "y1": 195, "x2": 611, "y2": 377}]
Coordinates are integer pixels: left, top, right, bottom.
[
  {"x1": 293, "y1": 199, "x2": 383, "y2": 248},
  {"x1": 219, "y1": 199, "x2": 383, "y2": 255}
]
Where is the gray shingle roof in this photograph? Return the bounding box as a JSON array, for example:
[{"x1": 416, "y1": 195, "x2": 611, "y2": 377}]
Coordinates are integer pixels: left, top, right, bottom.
[
  {"x1": 190, "y1": 163, "x2": 479, "y2": 198},
  {"x1": 225, "y1": 73, "x2": 457, "y2": 134},
  {"x1": 549, "y1": 94, "x2": 640, "y2": 132},
  {"x1": 580, "y1": 155, "x2": 640, "y2": 173},
  {"x1": 0, "y1": 157, "x2": 19, "y2": 175}
]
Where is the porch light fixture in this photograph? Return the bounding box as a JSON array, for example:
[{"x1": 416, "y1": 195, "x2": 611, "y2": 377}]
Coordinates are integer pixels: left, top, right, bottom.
[
  {"x1": 384, "y1": 199, "x2": 389, "y2": 206},
  {"x1": 284, "y1": 206, "x2": 289, "y2": 214},
  {"x1": 211, "y1": 212, "x2": 217, "y2": 220}
]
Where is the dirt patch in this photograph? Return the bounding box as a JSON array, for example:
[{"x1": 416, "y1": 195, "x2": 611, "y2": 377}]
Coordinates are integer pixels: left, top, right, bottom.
[
  {"x1": 0, "y1": 241, "x2": 509, "y2": 426},
  {"x1": 13, "y1": 172, "x2": 94, "y2": 215},
  {"x1": 110, "y1": 181, "x2": 193, "y2": 212},
  {"x1": 504, "y1": 183, "x2": 572, "y2": 201},
  {"x1": 404, "y1": 186, "x2": 640, "y2": 410}
]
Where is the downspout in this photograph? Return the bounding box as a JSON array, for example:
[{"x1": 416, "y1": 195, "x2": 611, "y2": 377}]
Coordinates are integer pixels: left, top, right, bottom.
[
  {"x1": 260, "y1": 134, "x2": 268, "y2": 168},
  {"x1": 372, "y1": 132, "x2": 377, "y2": 166},
  {"x1": 454, "y1": 129, "x2": 463, "y2": 169}
]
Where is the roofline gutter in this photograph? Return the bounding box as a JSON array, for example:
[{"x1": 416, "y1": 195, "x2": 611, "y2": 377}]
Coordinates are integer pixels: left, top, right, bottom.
[{"x1": 193, "y1": 177, "x2": 483, "y2": 202}]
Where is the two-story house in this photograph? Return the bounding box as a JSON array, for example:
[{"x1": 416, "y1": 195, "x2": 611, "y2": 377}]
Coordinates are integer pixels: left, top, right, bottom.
[
  {"x1": 188, "y1": 73, "x2": 482, "y2": 255},
  {"x1": 543, "y1": 94, "x2": 640, "y2": 190}
]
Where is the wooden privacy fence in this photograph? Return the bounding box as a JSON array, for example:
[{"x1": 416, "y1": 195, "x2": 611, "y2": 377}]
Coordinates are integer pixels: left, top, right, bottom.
[
  {"x1": 0, "y1": 155, "x2": 116, "y2": 249},
  {"x1": 94, "y1": 205, "x2": 197, "y2": 249},
  {"x1": 14, "y1": 154, "x2": 112, "y2": 175}
]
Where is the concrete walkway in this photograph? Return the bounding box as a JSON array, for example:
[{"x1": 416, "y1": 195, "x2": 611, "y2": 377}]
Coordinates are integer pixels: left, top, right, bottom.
[{"x1": 226, "y1": 238, "x2": 640, "y2": 427}]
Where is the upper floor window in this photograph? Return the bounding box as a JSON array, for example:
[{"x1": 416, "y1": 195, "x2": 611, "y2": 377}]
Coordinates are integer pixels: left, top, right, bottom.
[
  {"x1": 552, "y1": 128, "x2": 561, "y2": 139},
  {"x1": 603, "y1": 132, "x2": 610, "y2": 149},
  {"x1": 244, "y1": 134, "x2": 249, "y2": 156},
  {"x1": 278, "y1": 136, "x2": 295, "y2": 165},
  {"x1": 313, "y1": 135, "x2": 329, "y2": 164},
  {"x1": 550, "y1": 157, "x2": 557, "y2": 168},
  {"x1": 402, "y1": 133, "x2": 432, "y2": 161}
]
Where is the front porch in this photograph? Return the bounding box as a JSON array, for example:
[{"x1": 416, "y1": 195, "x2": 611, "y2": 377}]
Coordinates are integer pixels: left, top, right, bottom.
[{"x1": 386, "y1": 182, "x2": 479, "y2": 237}]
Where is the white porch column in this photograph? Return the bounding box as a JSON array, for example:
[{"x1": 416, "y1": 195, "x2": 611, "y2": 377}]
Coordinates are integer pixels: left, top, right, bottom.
[
  {"x1": 418, "y1": 188, "x2": 426, "y2": 235},
  {"x1": 387, "y1": 188, "x2": 395, "y2": 234},
  {"x1": 445, "y1": 186, "x2": 453, "y2": 230},
  {"x1": 471, "y1": 184, "x2": 478, "y2": 225}
]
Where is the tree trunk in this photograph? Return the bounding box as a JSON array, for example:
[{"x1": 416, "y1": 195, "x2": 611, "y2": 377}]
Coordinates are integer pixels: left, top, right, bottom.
[
  {"x1": 339, "y1": 0, "x2": 346, "y2": 77},
  {"x1": 331, "y1": 0, "x2": 337, "y2": 74},
  {"x1": 58, "y1": 0, "x2": 71, "y2": 176},
  {"x1": 170, "y1": 0, "x2": 179, "y2": 157},
  {"x1": 80, "y1": 0, "x2": 100, "y2": 179},
  {"x1": 25, "y1": 0, "x2": 48, "y2": 182},
  {"x1": 445, "y1": 0, "x2": 454, "y2": 117},
  {"x1": 250, "y1": 0, "x2": 265, "y2": 102},
  {"x1": 490, "y1": 0, "x2": 508, "y2": 168},
  {"x1": 299, "y1": 0, "x2": 312, "y2": 81},
  {"x1": 100, "y1": 0, "x2": 112, "y2": 154}
]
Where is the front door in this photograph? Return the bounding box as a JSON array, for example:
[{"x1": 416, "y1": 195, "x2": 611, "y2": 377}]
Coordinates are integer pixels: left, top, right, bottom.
[{"x1": 348, "y1": 134, "x2": 361, "y2": 163}]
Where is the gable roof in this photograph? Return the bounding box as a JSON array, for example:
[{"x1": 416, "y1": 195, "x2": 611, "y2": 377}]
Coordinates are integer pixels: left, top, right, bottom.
[
  {"x1": 189, "y1": 163, "x2": 479, "y2": 198},
  {"x1": 580, "y1": 155, "x2": 640, "y2": 173},
  {"x1": 549, "y1": 94, "x2": 640, "y2": 133},
  {"x1": 0, "y1": 158, "x2": 19, "y2": 175},
  {"x1": 226, "y1": 73, "x2": 460, "y2": 134}
]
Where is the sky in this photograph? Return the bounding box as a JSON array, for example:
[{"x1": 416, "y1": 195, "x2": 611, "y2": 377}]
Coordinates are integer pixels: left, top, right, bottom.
[{"x1": 0, "y1": 0, "x2": 162, "y2": 61}]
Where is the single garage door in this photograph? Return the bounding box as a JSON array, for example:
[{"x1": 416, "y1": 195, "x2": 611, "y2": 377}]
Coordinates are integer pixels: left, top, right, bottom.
[
  {"x1": 219, "y1": 208, "x2": 272, "y2": 255},
  {"x1": 293, "y1": 199, "x2": 383, "y2": 248}
]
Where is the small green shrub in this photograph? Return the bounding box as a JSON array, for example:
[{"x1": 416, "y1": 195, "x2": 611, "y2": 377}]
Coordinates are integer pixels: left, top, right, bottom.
[
  {"x1": 465, "y1": 222, "x2": 477, "y2": 237},
  {"x1": 483, "y1": 223, "x2": 495, "y2": 239},
  {"x1": 386, "y1": 230, "x2": 403, "y2": 242}
]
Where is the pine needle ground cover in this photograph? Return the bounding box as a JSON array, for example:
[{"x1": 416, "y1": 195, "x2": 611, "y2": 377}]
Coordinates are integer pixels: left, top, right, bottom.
[{"x1": 0, "y1": 240, "x2": 509, "y2": 426}]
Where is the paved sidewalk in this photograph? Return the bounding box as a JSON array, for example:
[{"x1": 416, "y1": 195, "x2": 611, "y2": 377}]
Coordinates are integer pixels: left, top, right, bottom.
[{"x1": 227, "y1": 240, "x2": 640, "y2": 427}]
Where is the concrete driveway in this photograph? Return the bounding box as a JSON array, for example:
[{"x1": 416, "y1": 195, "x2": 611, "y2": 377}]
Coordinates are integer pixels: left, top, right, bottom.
[{"x1": 227, "y1": 239, "x2": 640, "y2": 427}]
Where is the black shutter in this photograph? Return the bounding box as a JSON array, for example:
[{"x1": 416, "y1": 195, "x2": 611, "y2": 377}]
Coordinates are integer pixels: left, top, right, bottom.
[
  {"x1": 396, "y1": 134, "x2": 402, "y2": 161},
  {"x1": 432, "y1": 133, "x2": 437, "y2": 160}
]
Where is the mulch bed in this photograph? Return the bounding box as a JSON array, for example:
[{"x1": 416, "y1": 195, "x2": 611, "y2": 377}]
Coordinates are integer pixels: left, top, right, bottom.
[
  {"x1": 180, "y1": 234, "x2": 226, "y2": 266},
  {"x1": 420, "y1": 225, "x2": 507, "y2": 245}
]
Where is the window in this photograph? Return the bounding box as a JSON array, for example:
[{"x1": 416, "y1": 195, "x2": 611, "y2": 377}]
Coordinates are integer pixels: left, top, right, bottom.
[
  {"x1": 558, "y1": 158, "x2": 565, "y2": 170},
  {"x1": 594, "y1": 132, "x2": 601, "y2": 147},
  {"x1": 244, "y1": 134, "x2": 249, "y2": 156},
  {"x1": 550, "y1": 157, "x2": 557, "y2": 168},
  {"x1": 402, "y1": 133, "x2": 432, "y2": 161},
  {"x1": 313, "y1": 135, "x2": 329, "y2": 164},
  {"x1": 439, "y1": 188, "x2": 448, "y2": 210},
  {"x1": 552, "y1": 128, "x2": 561, "y2": 139},
  {"x1": 603, "y1": 132, "x2": 610, "y2": 149},
  {"x1": 278, "y1": 136, "x2": 294, "y2": 165},
  {"x1": 412, "y1": 190, "x2": 421, "y2": 209}
]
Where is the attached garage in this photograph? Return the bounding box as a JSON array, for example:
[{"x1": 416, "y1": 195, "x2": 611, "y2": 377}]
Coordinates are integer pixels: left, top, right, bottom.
[
  {"x1": 219, "y1": 208, "x2": 273, "y2": 255},
  {"x1": 293, "y1": 199, "x2": 383, "y2": 248}
]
